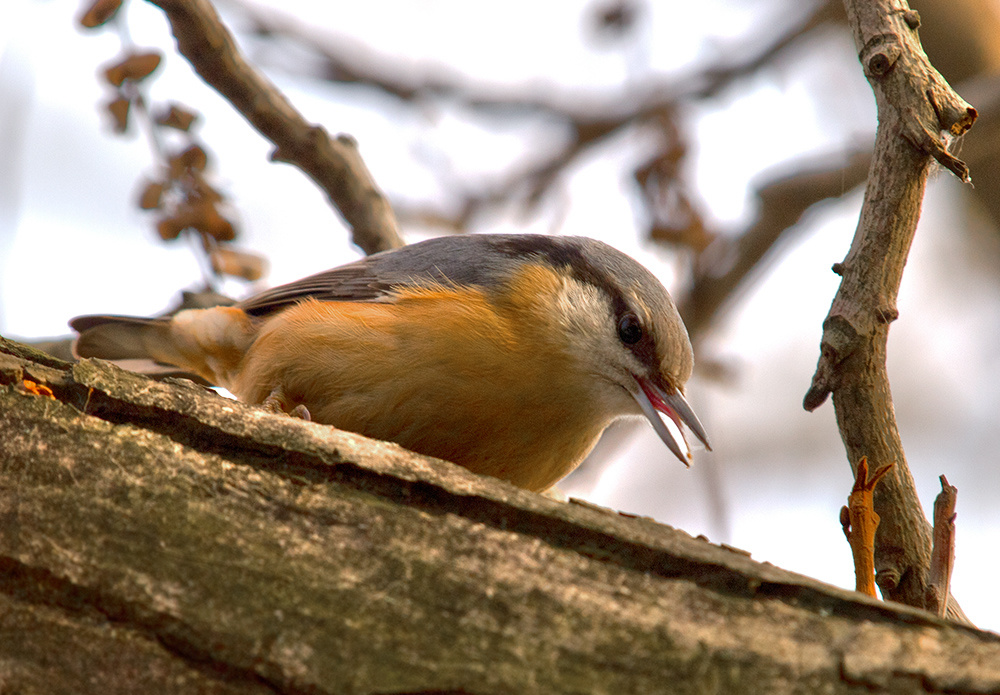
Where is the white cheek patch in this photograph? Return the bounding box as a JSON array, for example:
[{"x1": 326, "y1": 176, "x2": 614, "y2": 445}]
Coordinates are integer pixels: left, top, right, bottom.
[{"x1": 553, "y1": 277, "x2": 614, "y2": 340}]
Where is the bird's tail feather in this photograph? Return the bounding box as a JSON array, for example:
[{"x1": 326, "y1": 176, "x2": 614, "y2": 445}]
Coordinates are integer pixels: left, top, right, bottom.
[
  {"x1": 71, "y1": 315, "x2": 175, "y2": 362},
  {"x1": 71, "y1": 307, "x2": 256, "y2": 387},
  {"x1": 72, "y1": 314, "x2": 216, "y2": 384}
]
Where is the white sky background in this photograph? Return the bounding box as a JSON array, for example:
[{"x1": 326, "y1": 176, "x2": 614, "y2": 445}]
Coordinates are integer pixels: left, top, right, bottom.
[{"x1": 2, "y1": 0, "x2": 999, "y2": 630}]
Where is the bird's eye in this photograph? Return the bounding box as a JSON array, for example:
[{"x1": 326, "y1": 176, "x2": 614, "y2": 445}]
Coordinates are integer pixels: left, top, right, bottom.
[{"x1": 617, "y1": 313, "x2": 643, "y2": 345}]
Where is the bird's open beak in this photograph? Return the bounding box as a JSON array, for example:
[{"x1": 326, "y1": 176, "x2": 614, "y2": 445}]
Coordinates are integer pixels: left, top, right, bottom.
[{"x1": 633, "y1": 377, "x2": 711, "y2": 467}]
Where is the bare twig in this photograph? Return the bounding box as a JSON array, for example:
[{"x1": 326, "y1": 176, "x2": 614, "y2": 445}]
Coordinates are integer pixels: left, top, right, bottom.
[
  {"x1": 146, "y1": 0, "x2": 404, "y2": 255},
  {"x1": 840, "y1": 457, "x2": 893, "y2": 598},
  {"x1": 681, "y1": 72, "x2": 1000, "y2": 342},
  {"x1": 236, "y1": 0, "x2": 841, "y2": 119},
  {"x1": 233, "y1": 0, "x2": 841, "y2": 237},
  {"x1": 803, "y1": 0, "x2": 975, "y2": 622},
  {"x1": 927, "y1": 475, "x2": 958, "y2": 618}
]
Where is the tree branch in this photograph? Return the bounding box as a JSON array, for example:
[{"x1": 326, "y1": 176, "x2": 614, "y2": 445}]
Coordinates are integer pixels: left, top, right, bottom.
[
  {"x1": 232, "y1": 0, "x2": 843, "y2": 239},
  {"x1": 841, "y1": 457, "x2": 894, "y2": 598},
  {"x1": 3, "y1": 335, "x2": 1000, "y2": 692},
  {"x1": 803, "y1": 0, "x2": 975, "y2": 620},
  {"x1": 146, "y1": 0, "x2": 404, "y2": 255},
  {"x1": 927, "y1": 475, "x2": 959, "y2": 618},
  {"x1": 235, "y1": 0, "x2": 841, "y2": 119}
]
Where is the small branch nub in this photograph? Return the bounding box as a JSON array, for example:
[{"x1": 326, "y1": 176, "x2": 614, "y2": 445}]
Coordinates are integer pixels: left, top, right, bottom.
[{"x1": 876, "y1": 306, "x2": 899, "y2": 324}]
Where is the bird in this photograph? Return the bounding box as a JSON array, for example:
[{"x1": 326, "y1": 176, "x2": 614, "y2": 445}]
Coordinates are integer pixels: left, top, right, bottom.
[{"x1": 71, "y1": 234, "x2": 710, "y2": 492}]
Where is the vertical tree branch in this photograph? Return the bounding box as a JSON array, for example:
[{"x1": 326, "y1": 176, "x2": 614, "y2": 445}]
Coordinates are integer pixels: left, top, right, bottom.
[
  {"x1": 927, "y1": 475, "x2": 958, "y2": 617},
  {"x1": 803, "y1": 0, "x2": 975, "y2": 620},
  {"x1": 146, "y1": 0, "x2": 404, "y2": 255}
]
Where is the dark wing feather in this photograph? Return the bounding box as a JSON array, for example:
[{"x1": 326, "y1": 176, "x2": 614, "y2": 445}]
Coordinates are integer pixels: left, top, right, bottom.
[
  {"x1": 238, "y1": 261, "x2": 394, "y2": 316},
  {"x1": 237, "y1": 235, "x2": 521, "y2": 317}
]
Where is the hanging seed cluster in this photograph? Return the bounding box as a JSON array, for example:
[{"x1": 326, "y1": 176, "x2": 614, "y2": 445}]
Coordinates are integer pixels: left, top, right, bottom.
[{"x1": 78, "y1": 0, "x2": 267, "y2": 283}]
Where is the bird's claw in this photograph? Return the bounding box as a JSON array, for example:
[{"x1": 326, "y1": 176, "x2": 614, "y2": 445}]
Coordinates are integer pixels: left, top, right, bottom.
[{"x1": 262, "y1": 387, "x2": 311, "y2": 421}]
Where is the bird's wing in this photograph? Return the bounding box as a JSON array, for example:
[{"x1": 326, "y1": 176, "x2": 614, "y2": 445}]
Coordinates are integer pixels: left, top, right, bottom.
[
  {"x1": 238, "y1": 261, "x2": 393, "y2": 316},
  {"x1": 237, "y1": 235, "x2": 536, "y2": 317}
]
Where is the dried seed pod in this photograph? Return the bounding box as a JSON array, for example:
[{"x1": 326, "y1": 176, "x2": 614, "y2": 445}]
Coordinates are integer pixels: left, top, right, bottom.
[
  {"x1": 156, "y1": 215, "x2": 186, "y2": 241},
  {"x1": 103, "y1": 51, "x2": 162, "y2": 87},
  {"x1": 177, "y1": 144, "x2": 208, "y2": 171},
  {"x1": 138, "y1": 180, "x2": 165, "y2": 210},
  {"x1": 79, "y1": 0, "x2": 123, "y2": 28},
  {"x1": 156, "y1": 104, "x2": 198, "y2": 131},
  {"x1": 168, "y1": 144, "x2": 208, "y2": 176},
  {"x1": 193, "y1": 202, "x2": 236, "y2": 242},
  {"x1": 210, "y1": 247, "x2": 268, "y2": 281},
  {"x1": 106, "y1": 96, "x2": 131, "y2": 133}
]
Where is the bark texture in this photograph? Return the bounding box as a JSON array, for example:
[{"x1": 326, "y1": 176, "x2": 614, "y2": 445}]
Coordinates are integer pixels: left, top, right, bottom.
[{"x1": 2, "y1": 336, "x2": 999, "y2": 694}]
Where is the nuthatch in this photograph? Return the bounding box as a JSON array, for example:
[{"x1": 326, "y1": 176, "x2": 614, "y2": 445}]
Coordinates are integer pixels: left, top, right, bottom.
[{"x1": 72, "y1": 234, "x2": 710, "y2": 492}]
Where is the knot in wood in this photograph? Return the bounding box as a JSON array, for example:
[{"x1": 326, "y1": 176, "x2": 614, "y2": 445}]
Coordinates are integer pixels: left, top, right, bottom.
[
  {"x1": 902, "y1": 10, "x2": 920, "y2": 30},
  {"x1": 867, "y1": 48, "x2": 899, "y2": 76},
  {"x1": 860, "y1": 34, "x2": 901, "y2": 78},
  {"x1": 876, "y1": 568, "x2": 901, "y2": 592},
  {"x1": 822, "y1": 315, "x2": 858, "y2": 359}
]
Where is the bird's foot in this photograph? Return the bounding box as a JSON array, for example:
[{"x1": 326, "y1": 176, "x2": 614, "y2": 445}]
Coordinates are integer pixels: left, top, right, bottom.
[{"x1": 262, "y1": 387, "x2": 311, "y2": 421}]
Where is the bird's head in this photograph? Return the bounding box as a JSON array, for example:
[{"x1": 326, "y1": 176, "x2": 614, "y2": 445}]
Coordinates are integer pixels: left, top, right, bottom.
[{"x1": 484, "y1": 235, "x2": 711, "y2": 464}]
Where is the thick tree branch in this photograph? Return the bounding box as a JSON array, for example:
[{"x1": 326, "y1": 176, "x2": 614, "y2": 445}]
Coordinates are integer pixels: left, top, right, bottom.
[
  {"x1": 2, "y1": 335, "x2": 1000, "y2": 693},
  {"x1": 803, "y1": 0, "x2": 975, "y2": 620},
  {"x1": 146, "y1": 0, "x2": 404, "y2": 255}
]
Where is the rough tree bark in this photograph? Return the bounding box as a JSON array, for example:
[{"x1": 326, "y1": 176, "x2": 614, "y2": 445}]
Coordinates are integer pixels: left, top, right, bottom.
[
  {"x1": 804, "y1": 0, "x2": 976, "y2": 619},
  {"x1": 3, "y1": 337, "x2": 1000, "y2": 693}
]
